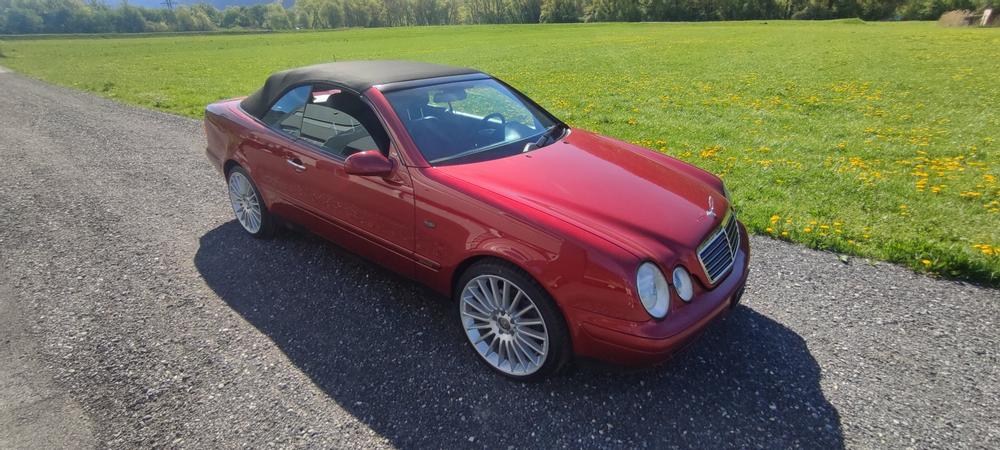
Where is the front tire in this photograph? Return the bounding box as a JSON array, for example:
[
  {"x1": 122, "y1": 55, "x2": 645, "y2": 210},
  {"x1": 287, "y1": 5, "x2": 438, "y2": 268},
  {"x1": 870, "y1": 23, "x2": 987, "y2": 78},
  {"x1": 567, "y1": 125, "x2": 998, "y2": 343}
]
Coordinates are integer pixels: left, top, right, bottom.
[
  {"x1": 227, "y1": 166, "x2": 274, "y2": 238},
  {"x1": 456, "y1": 260, "x2": 571, "y2": 381}
]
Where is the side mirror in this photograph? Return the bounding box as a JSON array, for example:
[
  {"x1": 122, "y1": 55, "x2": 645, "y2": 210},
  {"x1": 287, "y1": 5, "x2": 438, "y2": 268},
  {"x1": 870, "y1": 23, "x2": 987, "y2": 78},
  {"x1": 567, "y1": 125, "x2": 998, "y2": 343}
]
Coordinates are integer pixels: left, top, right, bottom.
[{"x1": 344, "y1": 150, "x2": 394, "y2": 177}]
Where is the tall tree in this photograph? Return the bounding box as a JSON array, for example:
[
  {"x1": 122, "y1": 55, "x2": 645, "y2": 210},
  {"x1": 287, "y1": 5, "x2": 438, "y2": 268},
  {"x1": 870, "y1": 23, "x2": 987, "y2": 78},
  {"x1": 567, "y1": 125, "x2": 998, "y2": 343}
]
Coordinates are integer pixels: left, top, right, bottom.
[
  {"x1": 540, "y1": 0, "x2": 581, "y2": 22},
  {"x1": 321, "y1": 0, "x2": 345, "y2": 27},
  {"x1": 466, "y1": 0, "x2": 507, "y2": 23},
  {"x1": 382, "y1": 0, "x2": 413, "y2": 25},
  {"x1": 117, "y1": 3, "x2": 147, "y2": 32},
  {"x1": 264, "y1": 0, "x2": 292, "y2": 28},
  {"x1": 507, "y1": 0, "x2": 542, "y2": 22}
]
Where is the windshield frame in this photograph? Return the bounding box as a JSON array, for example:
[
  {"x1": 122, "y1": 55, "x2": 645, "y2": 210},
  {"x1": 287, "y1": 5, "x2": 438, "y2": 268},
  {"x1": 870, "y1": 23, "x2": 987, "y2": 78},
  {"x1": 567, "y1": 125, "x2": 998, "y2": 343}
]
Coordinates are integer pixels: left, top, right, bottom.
[{"x1": 380, "y1": 76, "x2": 565, "y2": 167}]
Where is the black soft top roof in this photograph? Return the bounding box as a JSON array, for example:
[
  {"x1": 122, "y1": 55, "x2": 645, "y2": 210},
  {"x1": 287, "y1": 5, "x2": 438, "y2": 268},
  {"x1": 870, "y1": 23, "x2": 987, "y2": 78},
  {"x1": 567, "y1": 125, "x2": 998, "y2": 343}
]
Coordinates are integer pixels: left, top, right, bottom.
[{"x1": 240, "y1": 60, "x2": 481, "y2": 118}]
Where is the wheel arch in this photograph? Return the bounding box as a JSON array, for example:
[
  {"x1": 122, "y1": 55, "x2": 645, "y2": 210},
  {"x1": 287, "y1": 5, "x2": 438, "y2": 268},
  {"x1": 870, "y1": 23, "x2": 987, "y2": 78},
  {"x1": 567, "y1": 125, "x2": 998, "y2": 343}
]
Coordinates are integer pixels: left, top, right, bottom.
[
  {"x1": 222, "y1": 160, "x2": 275, "y2": 212},
  {"x1": 223, "y1": 159, "x2": 241, "y2": 176},
  {"x1": 450, "y1": 253, "x2": 562, "y2": 315},
  {"x1": 451, "y1": 254, "x2": 538, "y2": 296}
]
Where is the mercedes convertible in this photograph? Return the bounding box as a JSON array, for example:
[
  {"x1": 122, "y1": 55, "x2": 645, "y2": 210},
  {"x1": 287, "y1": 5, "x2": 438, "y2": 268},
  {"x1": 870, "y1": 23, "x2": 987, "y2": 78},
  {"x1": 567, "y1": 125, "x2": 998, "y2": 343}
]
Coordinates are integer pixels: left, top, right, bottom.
[{"x1": 204, "y1": 60, "x2": 750, "y2": 380}]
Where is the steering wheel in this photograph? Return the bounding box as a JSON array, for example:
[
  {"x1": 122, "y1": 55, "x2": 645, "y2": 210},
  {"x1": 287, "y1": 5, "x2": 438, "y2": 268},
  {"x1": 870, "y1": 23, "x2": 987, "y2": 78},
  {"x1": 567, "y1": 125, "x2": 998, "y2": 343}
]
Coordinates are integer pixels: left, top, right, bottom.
[
  {"x1": 480, "y1": 113, "x2": 506, "y2": 128},
  {"x1": 478, "y1": 112, "x2": 506, "y2": 137}
]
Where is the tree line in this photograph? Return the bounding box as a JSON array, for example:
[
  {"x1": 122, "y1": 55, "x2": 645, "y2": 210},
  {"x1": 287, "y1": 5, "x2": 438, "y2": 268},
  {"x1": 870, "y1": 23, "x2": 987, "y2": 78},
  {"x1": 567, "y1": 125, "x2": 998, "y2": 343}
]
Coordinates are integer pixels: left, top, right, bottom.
[{"x1": 1, "y1": 0, "x2": 995, "y2": 35}]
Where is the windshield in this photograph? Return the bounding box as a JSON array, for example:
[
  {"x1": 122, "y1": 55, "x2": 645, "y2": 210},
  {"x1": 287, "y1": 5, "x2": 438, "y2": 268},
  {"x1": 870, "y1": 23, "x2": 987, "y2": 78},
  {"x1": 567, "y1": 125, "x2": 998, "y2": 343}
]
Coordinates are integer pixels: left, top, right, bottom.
[{"x1": 383, "y1": 78, "x2": 558, "y2": 166}]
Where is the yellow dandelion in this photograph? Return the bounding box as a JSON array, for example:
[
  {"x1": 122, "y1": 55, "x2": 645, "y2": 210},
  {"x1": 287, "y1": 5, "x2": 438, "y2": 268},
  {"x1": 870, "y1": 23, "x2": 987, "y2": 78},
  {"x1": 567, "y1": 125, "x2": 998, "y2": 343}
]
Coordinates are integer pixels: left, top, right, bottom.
[
  {"x1": 921, "y1": 259, "x2": 931, "y2": 266},
  {"x1": 803, "y1": 227, "x2": 813, "y2": 233},
  {"x1": 766, "y1": 227, "x2": 775, "y2": 233},
  {"x1": 700, "y1": 146, "x2": 720, "y2": 158}
]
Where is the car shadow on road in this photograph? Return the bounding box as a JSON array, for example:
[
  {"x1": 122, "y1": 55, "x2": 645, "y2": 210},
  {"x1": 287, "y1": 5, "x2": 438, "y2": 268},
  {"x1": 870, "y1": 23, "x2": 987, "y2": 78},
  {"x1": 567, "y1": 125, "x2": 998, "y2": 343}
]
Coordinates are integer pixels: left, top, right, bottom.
[{"x1": 195, "y1": 221, "x2": 843, "y2": 448}]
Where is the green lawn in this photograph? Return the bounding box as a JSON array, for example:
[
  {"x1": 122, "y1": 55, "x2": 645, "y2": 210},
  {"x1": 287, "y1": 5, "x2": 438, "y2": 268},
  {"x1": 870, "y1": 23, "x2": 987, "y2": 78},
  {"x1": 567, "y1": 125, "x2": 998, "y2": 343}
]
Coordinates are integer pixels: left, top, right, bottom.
[{"x1": 2, "y1": 21, "x2": 998, "y2": 284}]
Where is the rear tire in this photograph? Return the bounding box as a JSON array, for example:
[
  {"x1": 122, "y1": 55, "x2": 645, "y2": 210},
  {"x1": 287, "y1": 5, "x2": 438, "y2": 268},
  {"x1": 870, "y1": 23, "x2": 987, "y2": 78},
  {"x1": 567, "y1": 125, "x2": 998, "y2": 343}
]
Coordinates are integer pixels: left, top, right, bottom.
[
  {"x1": 226, "y1": 166, "x2": 275, "y2": 239},
  {"x1": 456, "y1": 259, "x2": 571, "y2": 381}
]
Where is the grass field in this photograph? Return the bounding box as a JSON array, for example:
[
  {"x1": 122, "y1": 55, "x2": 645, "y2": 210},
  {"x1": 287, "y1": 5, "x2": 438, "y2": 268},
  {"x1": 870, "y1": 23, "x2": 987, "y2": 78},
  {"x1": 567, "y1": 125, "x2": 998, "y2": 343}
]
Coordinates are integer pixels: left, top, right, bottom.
[{"x1": 2, "y1": 21, "x2": 998, "y2": 284}]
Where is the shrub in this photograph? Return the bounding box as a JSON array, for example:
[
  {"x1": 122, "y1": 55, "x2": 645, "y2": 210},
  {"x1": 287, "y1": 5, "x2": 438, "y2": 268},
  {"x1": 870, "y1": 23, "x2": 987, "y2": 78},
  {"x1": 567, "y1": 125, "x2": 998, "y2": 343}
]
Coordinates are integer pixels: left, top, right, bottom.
[{"x1": 938, "y1": 10, "x2": 976, "y2": 26}]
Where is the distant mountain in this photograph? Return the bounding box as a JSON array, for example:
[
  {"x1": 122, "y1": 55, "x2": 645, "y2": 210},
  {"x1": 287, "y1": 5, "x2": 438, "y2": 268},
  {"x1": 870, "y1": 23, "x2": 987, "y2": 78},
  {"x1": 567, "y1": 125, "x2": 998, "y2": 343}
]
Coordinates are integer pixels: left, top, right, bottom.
[{"x1": 126, "y1": 0, "x2": 291, "y2": 9}]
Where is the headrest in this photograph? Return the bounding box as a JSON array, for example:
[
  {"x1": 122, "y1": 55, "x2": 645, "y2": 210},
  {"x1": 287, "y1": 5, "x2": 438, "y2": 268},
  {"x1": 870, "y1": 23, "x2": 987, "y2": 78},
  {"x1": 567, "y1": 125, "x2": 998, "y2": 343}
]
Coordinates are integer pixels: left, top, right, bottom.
[
  {"x1": 431, "y1": 88, "x2": 467, "y2": 103},
  {"x1": 325, "y1": 93, "x2": 368, "y2": 117}
]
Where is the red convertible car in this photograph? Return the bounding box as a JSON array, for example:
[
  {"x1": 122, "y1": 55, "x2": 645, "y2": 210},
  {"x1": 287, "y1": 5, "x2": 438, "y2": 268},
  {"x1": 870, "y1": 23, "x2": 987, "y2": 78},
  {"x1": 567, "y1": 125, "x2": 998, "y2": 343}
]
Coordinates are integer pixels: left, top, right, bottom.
[{"x1": 205, "y1": 61, "x2": 749, "y2": 380}]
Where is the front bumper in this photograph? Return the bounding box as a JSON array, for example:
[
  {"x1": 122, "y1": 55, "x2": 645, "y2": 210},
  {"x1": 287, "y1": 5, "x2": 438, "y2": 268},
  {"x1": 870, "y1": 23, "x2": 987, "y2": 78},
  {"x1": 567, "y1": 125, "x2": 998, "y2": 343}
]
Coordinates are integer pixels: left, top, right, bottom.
[{"x1": 568, "y1": 221, "x2": 751, "y2": 366}]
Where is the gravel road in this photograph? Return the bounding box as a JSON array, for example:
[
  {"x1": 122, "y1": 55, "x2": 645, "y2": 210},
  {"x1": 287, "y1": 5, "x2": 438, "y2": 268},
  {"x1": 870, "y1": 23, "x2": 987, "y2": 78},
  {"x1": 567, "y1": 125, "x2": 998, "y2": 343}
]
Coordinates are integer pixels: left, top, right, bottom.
[{"x1": 1, "y1": 70, "x2": 998, "y2": 449}]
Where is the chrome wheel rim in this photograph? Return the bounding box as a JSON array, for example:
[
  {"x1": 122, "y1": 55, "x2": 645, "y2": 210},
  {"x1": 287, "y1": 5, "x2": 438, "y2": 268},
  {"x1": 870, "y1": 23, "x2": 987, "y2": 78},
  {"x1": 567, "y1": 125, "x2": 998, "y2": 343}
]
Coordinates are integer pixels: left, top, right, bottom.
[
  {"x1": 460, "y1": 275, "x2": 548, "y2": 376},
  {"x1": 228, "y1": 172, "x2": 261, "y2": 234}
]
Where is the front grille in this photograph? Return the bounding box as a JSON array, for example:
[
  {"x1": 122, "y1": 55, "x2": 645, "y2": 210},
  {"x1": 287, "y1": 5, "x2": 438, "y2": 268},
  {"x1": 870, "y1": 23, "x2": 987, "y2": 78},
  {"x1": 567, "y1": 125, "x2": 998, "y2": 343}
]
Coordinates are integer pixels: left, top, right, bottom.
[{"x1": 697, "y1": 213, "x2": 740, "y2": 285}]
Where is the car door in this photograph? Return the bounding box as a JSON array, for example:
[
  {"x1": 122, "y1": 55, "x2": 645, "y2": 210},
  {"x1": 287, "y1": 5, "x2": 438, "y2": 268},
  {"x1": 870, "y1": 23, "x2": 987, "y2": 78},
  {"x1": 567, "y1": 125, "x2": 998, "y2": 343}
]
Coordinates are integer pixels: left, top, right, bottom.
[
  {"x1": 242, "y1": 85, "x2": 312, "y2": 219},
  {"x1": 278, "y1": 87, "x2": 417, "y2": 277}
]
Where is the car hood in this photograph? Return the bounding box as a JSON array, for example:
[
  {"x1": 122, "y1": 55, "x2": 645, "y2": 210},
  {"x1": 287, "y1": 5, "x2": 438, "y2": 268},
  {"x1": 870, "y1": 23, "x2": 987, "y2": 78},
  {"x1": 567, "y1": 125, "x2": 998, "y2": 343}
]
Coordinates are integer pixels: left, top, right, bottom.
[{"x1": 433, "y1": 129, "x2": 730, "y2": 262}]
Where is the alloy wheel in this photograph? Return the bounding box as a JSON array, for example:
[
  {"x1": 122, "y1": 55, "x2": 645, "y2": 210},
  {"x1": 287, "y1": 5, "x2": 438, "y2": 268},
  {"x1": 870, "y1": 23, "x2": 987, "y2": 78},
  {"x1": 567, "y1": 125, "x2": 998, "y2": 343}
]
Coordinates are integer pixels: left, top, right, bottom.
[
  {"x1": 228, "y1": 171, "x2": 262, "y2": 234},
  {"x1": 460, "y1": 275, "x2": 549, "y2": 376}
]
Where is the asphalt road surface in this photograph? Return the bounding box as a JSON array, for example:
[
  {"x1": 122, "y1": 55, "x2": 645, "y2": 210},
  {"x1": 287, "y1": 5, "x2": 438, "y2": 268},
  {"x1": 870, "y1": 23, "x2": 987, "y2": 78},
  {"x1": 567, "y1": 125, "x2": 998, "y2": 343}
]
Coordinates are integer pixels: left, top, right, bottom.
[{"x1": 1, "y1": 70, "x2": 998, "y2": 449}]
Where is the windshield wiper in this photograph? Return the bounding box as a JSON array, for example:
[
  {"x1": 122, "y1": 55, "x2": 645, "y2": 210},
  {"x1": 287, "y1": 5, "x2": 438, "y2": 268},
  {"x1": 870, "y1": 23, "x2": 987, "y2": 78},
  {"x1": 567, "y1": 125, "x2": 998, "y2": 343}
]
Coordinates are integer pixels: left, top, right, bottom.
[
  {"x1": 430, "y1": 145, "x2": 494, "y2": 165},
  {"x1": 523, "y1": 123, "x2": 566, "y2": 153}
]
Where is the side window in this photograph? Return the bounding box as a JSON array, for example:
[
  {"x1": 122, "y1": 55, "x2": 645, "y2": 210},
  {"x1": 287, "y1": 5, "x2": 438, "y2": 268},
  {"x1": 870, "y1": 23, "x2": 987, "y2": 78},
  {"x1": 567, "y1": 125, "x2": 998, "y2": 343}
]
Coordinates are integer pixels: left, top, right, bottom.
[
  {"x1": 299, "y1": 89, "x2": 352, "y2": 147},
  {"x1": 262, "y1": 85, "x2": 310, "y2": 137},
  {"x1": 300, "y1": 88, "x2": 390, "y2": 159}
]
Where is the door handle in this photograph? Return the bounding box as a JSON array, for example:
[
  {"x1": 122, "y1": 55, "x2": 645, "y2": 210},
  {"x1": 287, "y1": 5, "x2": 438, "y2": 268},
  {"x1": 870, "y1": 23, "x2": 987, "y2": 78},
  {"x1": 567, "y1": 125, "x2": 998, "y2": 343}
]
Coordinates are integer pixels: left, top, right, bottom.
[{"x1": 286, "y1": 158, "x2": 306, "y2": 171}]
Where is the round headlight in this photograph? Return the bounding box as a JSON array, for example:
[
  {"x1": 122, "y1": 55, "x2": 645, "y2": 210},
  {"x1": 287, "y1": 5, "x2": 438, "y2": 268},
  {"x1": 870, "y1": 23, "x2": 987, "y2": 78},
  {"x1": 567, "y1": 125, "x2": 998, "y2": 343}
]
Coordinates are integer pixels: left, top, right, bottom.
[
  {"x1": 636, "y1": 262, "x2": 670, "y2": 319},
  {"x1": 672, "y1": 266, "x2": 694, "y2": 302}
]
